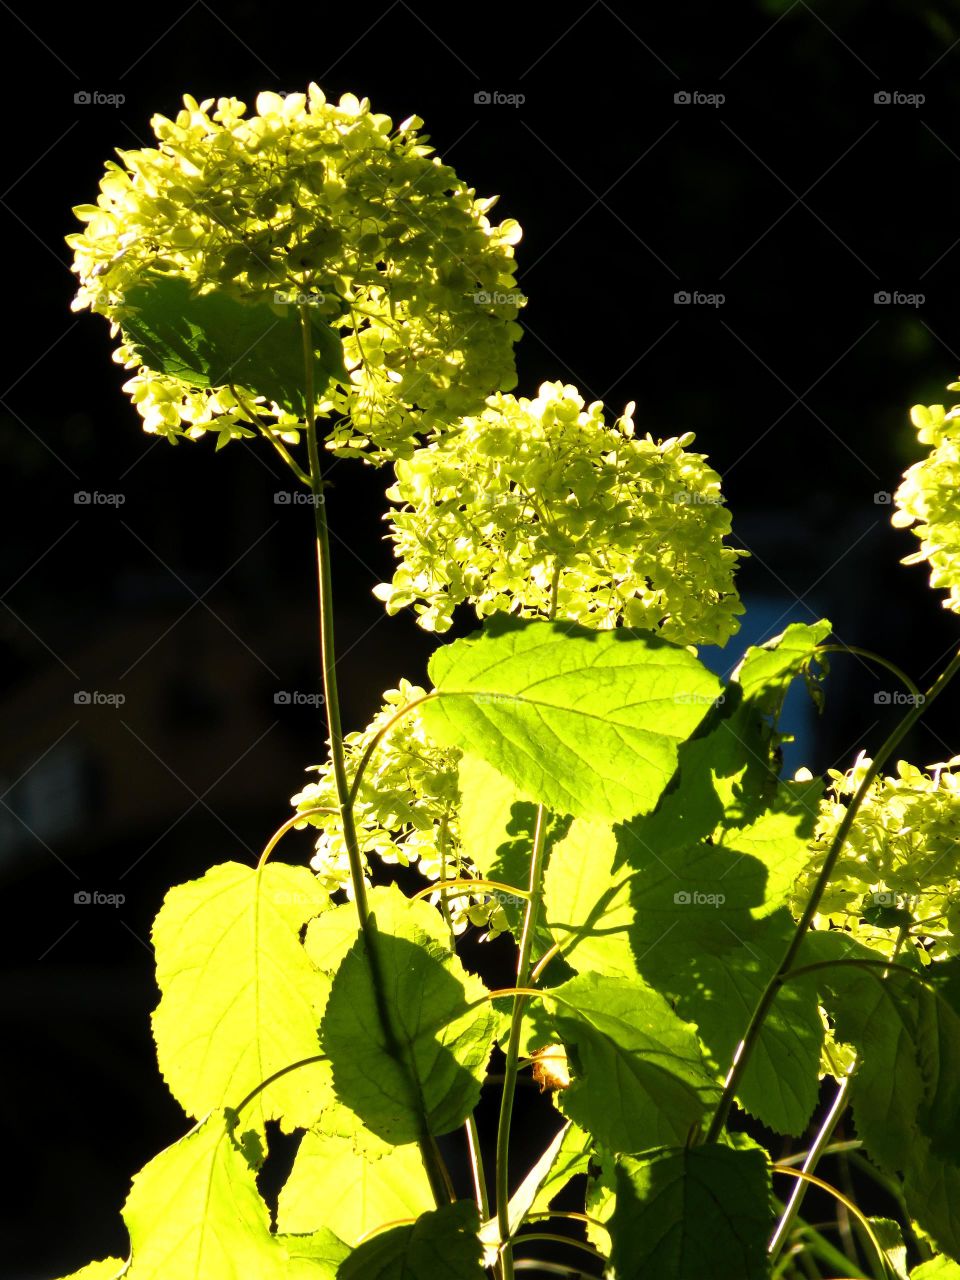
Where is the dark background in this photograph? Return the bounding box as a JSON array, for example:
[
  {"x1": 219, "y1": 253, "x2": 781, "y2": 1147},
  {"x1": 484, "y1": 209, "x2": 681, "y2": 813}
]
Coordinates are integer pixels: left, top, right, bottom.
[{"x1": 3, "y1": 1, "x2": 960, "y2": 1275}]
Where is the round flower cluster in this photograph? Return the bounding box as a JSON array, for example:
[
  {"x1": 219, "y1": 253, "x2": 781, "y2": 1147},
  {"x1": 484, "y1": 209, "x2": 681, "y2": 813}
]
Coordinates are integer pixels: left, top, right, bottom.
[
  {"x1": 373, "y1": 381, "x2": 745, "y2": 645},
  {"x1": 892, "y1": 394, "x2": 960, "y2": 613},
  {"x1": 791, "y1": 754, "x2": 960, "y2": 960},
  {"x1": 68, "y1": 87, "x2": 524, "y2": 462},
  {"x1": 291, "y1": 680, "x2": 507, "y2": 935}
]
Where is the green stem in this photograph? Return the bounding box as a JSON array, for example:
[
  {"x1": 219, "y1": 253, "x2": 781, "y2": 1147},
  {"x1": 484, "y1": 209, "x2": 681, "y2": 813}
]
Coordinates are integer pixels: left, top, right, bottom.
[
  {"x1": 495, "y1": 565, "x2": 562, "y2": 1280},
  {"x1": 298, "y1": 306, "x2": 452, "y2": 1208},
  {"x1": 230, "y1": 384, "x2": 312, "y2": 486},
  {"x1": 818, "y1": 645, "x2": 922, "y2": 703},
  {"x1": 495, "y1": 801, "x2": 551, "y2": 1280},
  {"x1": 703, "y1": 646, "x2": 960, "y2": 1145},
  {"x1": 769, "y1": 1074, "x2": 855, "y2": 1260},
  {"x1": 769, "y1": 924, "x2": 910, "y2": 1262}
]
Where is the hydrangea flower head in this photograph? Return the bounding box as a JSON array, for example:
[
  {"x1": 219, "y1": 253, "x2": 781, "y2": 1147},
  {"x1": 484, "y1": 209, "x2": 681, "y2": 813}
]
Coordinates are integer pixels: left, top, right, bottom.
[
  {"x1": 892, "y1": 393, "x2": 960, "y2": 612},
  {"x1": 791, "y1": 754, "x2": 960, "y2": 959},
  {"x1": 291, "y1": 680, "x2": 507, "y2": 935},
  {"x1": 374, "y1": 381, "x2": 745, "y2": 645},
  {"x1": 68, "y1": 88, "x2": 524, "y2": 462}
]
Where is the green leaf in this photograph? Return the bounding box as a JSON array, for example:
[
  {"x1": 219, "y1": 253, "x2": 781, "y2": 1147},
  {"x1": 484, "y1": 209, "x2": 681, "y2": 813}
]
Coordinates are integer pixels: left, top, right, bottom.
[
  {"x1": 151, "y1": 861, "x2": 333, "y2": 1132},
  {"x1": 811, "y1": 945, "x2": 960, "y2": 1260},
  {"x1": 814, "y1": 956, "x2": 960, "y2": 1171},
  {"x1": 336, "y1": 1202, "x2": 484, "y2": 1279},
  {"x1": 422, "y1": 615, "x2": 722, "y2": 822},
  {"x1": 277, "y1": 1127, "x2": 433, "y2": 1246},
  {"x1": 320, "y1": 888, "x2": 496, "y2": 1142},
  {"x1": 734, "y1": 620, "x2": 831, "y2": 709},
  {"x1": 913, "y1": 1256, "x2": 960, "y2": 1278},
  {"x1": 122, "y1": 1111, "x2": 289, "y2": 1278},
  {"x1": 118, "y1": 275, "x2": 346, "y2": 413},
  {"x1": 608, "y1": 1145, "x2": 773, "y2": 1280},
  {"x1": 529, "y1": 973, "x2": 720, "y2": 1153},
  {"x1": 55, "y1": 1262, "x2": 125, "y2": 1280},
  {"x1": 903, "y1": 1157, "x2": 960, "y2": 1262},
  {"x1": 544, "y1": 814, "x2": 825, "y2": 1135},
  {"x1": 279, "y1": 1228, "x2": 351, "y2": 1279},
  {"x1": 870, "y1": 1217, "x2": 909, "y2": 1279},
  {"x1": 505, "y1": 1121, "x2": 593, "y2": 1235},
  {"x1": 305, "y1": 884, "x2": 449, "y2": 977},
  {"x1": 457, "y1": 752, "x2": 574, "y2": 963}
]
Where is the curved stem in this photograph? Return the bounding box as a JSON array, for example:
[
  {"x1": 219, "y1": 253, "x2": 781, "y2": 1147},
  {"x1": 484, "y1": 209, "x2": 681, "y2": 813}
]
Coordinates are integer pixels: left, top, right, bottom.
[
  {"x1": 505, "y1": 1234, "x2": 602, "y2": 1261},
  {"x1": 703, "y1": 646, "x2": 960, "y2": 1145},
  {"x1": 530, "y1": 942, "x2": 562, "y2": 984},
  {"x1": 230, "y1": 384, "x2": 312, "y2": 486},
  {"x1": 257, "y1": 806, "x2": 338, "y2": 869},
  {"x1": 233, "y1": 1054, "x2": 327, "y2": 1117},
  {"x1": 409, "y1": 879, "x2": 531, "y2": 905},
  {"x1": 298, "y1": 305, "x2": 451, "y2": 1208},
  {"x1": 818, "y1": 645, "x2": 921, "y2": 703},
  {"x1": 346, "y1": 692, "x2": 438, "y2": 809},
  {"x1": 772, "y1": 1168, "x2": 892, "y2": 1280}
]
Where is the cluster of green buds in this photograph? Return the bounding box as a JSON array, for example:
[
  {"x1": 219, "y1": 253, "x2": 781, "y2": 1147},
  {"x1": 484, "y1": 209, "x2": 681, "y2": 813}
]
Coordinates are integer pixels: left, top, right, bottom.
[
  {"x1": 291, "y1": 681, "x2": 508, "y2": 937},
  {"x1": 792, "y1": 754, "x2": 960, "y2": 961},
  {"x1": 893, "y1": 390, "x2": 960, "y2": 613},
  {"x1": 373, "y1": 380, "x2": 745, "y2": 644}
]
